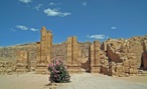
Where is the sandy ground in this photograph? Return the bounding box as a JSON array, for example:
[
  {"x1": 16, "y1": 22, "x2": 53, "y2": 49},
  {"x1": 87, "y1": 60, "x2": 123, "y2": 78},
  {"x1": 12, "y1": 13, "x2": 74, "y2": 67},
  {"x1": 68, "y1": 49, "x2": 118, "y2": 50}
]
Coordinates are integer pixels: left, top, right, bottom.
[{"x1": 0, "y1": 72, "x2": 147, "y2": 89}]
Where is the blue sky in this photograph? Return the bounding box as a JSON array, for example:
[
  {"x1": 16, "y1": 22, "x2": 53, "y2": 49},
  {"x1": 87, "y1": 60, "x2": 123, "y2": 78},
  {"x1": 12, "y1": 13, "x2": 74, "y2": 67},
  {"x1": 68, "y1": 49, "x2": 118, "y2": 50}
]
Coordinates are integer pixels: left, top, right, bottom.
[{"x1": 0, "y1": 0, "x2": 147, "y2": 46}]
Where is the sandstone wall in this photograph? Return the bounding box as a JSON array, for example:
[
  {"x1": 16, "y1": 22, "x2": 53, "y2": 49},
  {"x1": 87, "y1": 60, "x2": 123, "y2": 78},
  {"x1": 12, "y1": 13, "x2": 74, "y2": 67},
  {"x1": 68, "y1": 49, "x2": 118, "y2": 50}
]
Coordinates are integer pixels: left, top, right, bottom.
[
  {"x1": 0, "y1": 61, "x2": 15, "y2": 74},
  {"x1": 0, "y1": 43, "x2": 37, "y2": 62}
]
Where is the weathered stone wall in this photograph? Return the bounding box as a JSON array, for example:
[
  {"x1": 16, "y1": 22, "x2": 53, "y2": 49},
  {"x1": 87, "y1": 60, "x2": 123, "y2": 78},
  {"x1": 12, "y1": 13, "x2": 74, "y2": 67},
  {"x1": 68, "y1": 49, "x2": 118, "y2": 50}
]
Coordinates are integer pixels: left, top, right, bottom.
[
  {"x1": 52, "y1": 43, "x2": 67, "y2": 60},
  {"x1": 0, "y1": 61, "x2": 15, "y2": 74},
  {"x1": 104, "y1": 36, "x2": 147, "y2": 76},
  {"x1": 0, "y1": 43, "x2": 37, "y2": 62},
  {"x1": 79, "y1": 42, "x2": 91, "y2": 72}
]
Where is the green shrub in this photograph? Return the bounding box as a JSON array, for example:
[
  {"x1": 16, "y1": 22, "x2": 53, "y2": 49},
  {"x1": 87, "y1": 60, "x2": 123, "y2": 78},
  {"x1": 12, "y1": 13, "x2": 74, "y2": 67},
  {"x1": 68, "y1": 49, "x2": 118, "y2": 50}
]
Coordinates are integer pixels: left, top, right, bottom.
[{"x1": 48, "y1": 59, "x2": 70, "y2": 83}]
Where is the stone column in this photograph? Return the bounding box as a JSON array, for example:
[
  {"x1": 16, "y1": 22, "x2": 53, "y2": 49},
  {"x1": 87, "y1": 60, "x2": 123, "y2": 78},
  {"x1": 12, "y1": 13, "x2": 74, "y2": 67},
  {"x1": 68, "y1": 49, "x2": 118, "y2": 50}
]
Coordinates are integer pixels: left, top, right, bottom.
[
  {"x1": 143, "y1": 40, "x2": 147, "y2": 69},
  {"x1": 94, "y1": 41, "x2": 100, "y2": 65},
  {"x1": 102, "y1": 42, "x2": 107, "y2": 51},
  {"x1": 143, "y1": 52, "x2": 147, "y2": 69},
  {"x1": 90, "y1": 44, "x2": 94, "y2": 66},
  {"x1": 16, "y1": 51, "x2": 29, "y2": 72},
  {"x1": 35, "y1": 27, "x2": 53, "y2": 74},
  {"x1": 66, "y1": 36, "x2": 82, "y2": 73},
  {"x1": 36, "y1": 42, "x2": 40, "y2": 63},
  {"x1": 143, "y1": 40, "x2": 147, "y2": 52},
  {"x1": 67, "y1": 37, "x2": 72, "y2": 65},
  {"x1": 46, "y1": 30, "x2": 52, "y2": 63},
  {"x1": 90, "y1": 41, "x2": 101, "y2": 73},
  {"x1": 72, "y1": 36, "x2": 78, "y2": 65},
  {"x1": 40, "y1": 27, "x2": 47, "y2": 63}
]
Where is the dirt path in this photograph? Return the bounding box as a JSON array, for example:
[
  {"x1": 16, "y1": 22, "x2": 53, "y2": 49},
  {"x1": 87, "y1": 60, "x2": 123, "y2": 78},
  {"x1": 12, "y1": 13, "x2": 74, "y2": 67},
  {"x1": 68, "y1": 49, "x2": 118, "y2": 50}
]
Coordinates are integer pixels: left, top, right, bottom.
[{"x1": 0, "y1": 73, "x2": 147, "y2": 89}]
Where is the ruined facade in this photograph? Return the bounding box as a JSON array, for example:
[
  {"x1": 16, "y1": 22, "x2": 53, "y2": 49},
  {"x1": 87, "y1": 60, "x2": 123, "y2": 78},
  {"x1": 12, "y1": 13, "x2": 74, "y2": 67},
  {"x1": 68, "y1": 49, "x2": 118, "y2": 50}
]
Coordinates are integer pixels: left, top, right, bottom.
[
  {"x1": 103, "y1": 37, "x2": 147, "y2": 76},
  {"x1": 0, "y1": 27, "x2": 147, "y2": 76}
]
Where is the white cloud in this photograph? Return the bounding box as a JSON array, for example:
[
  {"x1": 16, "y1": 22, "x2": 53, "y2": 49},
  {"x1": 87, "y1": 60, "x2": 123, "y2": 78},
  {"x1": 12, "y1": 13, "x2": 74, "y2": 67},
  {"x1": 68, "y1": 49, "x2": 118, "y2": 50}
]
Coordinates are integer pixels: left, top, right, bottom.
[
  {"x1": 49, "y1": 2, "x2": 56, "y2": 6},
  {"x1": 111, "y1": 26, "x2": 117, "y2": 30},
  {"x1": 88, "y1": 34, "x2": 108, "y2": 39},
  {"x1": 16, "y1": 25, "x2": 28, "y2": 30},
  {"x1": 19, "y1": 0, "x2": 32, "y2": 3},
  {"x1": 16, "y1": 25, "x2": 38, "y2": 32},
  {"x1": 30, "y1": 28, "x2": 38, "y2": 31},
  {"x1": 49, "y1": 2, "x2": 61, "y2": 6},
  {"x1": 44, "y1": 8, "x2": 71, "y2": 17},
  {"x1": 35, "y1": 4, "x2": 43, "y2": 11},
  {"x1": 82, "y1": 2, "x2": 87, "y2": 6}
]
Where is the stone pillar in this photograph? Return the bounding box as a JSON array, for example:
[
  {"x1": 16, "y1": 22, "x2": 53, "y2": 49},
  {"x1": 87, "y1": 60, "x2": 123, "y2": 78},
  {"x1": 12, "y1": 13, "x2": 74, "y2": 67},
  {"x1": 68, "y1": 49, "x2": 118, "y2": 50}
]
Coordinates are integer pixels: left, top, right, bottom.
[
  {"x1": 35, "y1": 27, "x2": 53, "y2": 74},
  {"x1": 16, "y1": 51, "x2": 30, "y2": 72},
  {"x1": 67, "y1": 37, "x2": 72, "y2": 65},
  {"x1": 143, "y1": 40, "x2": 147, "y2": 52},
  {"x1": 66, "y1": 36, "x2": 82, "y2": 73},
  {"x1": 40, "y1": 27, "x2": 47, "y2": 63},
  {"x1": 127, "y1": 53, "x2": 138, "y2": 76},
  {"x1": 143, "y1": 40, "x2": 147, "y2": 69},
  {"x1": 72, "y1": 36, "x2": 78, "y2": 64},
  {"x1": 102, "y1": 42, "x2": 107, "y2": 51},
  {"x1": 90, "y1": 41, "x2": 101, "y2": 73},
  {"x1": 36, "y1": 42, "x2": 41, "y2": 63},
  {"x1": 94, "y1": 41, "x2": 100, "y2": 64},
  {"x1": 46, "y1": 30, "x2": 53, "y2": 63},
  {"x1": 90, "y1": 44, "x2": 94, "y2": 66},
  {"x1": 143, "y1": 53, "x2": 147, "y2": 69},
  {"x1": 128, "y1": 41, "x2": 143, "y2": 68}
]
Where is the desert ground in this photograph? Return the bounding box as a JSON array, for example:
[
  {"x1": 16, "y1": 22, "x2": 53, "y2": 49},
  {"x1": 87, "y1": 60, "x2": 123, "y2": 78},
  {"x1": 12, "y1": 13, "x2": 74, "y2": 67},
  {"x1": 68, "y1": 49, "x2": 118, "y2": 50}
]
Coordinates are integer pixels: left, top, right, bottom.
[{"x1": 0, "y1": 72, "x2": 147, "y2": 89}]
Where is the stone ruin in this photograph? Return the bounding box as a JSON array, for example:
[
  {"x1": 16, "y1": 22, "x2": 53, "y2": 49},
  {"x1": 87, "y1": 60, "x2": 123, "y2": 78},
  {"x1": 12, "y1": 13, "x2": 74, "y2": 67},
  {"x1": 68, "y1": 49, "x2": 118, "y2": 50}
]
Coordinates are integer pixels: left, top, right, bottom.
[
  {"x1": 16, "y1": 51, "x2": 30, "y2": 72},
  {"x1": 66, "y1": 36, "x2": 82, "y2": 73},
  {"x1": 35, "y1": 27, "x2": 53, "y2": 74},
  {"x1": 0, "y1": 61, "x2": 15, "y2": 74},
  {"x1": 0, "y1": 26, "x2": 147, "y2": 77}
]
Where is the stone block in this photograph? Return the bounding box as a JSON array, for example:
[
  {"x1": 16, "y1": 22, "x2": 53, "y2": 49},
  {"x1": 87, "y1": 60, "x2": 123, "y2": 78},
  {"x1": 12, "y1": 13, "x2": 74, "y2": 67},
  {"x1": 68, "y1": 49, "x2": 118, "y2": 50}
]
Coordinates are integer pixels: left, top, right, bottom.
[
  {"x1": 90, "y1": 65, "x2": 101, "y2": 73},
  {"x1": 101, "y1": 65, "x2": 108, "y2": 74},
  {"x1": 115, "y1": 64, "x2": 125, "y2": 77},
  {"x1": 35, "y1": 63, "x2": 48, "y2": 74},
  {"x1": 67, "y1": 65, "x2": 82, "y2": 73}
]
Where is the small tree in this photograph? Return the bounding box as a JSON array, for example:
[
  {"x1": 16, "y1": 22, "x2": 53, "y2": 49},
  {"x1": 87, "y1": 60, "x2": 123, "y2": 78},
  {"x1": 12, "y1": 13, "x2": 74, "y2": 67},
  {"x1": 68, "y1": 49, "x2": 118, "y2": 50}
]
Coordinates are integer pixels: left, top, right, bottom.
[{"x1": 48, "y1": 59, "x2": 70, "y2": 83}]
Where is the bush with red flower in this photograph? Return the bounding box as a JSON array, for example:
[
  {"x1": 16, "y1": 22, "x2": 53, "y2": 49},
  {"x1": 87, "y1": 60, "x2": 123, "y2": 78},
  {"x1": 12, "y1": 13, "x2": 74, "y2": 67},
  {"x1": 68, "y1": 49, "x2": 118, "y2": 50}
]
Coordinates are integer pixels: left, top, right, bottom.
[{"x1": 48, "y1": 59, "x2": 70, "y2": 83}]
